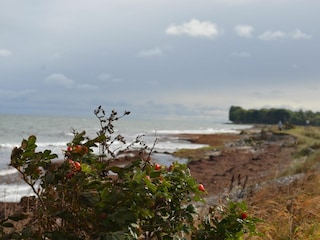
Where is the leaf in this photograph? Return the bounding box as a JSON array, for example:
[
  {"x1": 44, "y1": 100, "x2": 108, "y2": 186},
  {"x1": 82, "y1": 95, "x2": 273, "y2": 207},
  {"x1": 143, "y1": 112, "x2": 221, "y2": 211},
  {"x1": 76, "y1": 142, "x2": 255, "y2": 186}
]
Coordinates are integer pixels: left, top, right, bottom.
[
  {"x1": 28, "y1": 135, "x2": 37, "y2": 145},
  {"x1": 186, "y1": 204, "x2": 196, "y2": 214},
  {"x1": 21, "y1": 139, "x2": 28, "y2": 149},
  {"x1": 150, "y1": 171, "x2": 161, "y2": 178},
  {"x1": 8, "y1": 213, "x2": 29, "y2": 221},
  {"x1": 145, "y1": 181, "x2": 157, "y2": 193},
  {"x1": 72, "y1": 131, "x2": 86, "y2": 144},
  {"x1": 2, "y1": 222, "x2": 14, "y2": 228},
  {"x1": 109, "y1": 166, "x2": 123, "y2": 174}
]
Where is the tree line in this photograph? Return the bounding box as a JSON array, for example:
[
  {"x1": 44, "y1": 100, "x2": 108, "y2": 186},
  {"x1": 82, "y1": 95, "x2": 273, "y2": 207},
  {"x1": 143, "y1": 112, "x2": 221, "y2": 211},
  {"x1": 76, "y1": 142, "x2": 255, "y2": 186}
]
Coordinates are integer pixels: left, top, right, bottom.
[{"x1": 229, "y1": 106, "x2": 320, "y2": 126}]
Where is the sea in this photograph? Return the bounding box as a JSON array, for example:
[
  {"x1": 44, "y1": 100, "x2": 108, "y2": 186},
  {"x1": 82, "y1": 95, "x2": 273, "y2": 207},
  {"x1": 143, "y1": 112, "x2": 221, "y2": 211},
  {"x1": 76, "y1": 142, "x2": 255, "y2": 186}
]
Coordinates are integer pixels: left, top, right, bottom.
[{"x1": 0, "y1": 114, "x2": 251, "y2": 202}]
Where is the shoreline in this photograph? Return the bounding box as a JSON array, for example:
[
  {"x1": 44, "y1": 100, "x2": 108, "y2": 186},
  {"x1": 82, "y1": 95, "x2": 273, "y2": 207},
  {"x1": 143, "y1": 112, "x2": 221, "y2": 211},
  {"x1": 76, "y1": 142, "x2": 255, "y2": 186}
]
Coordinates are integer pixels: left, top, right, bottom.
[
  {"x1": 1, "y1": 125, "x2": 298, "y2": 222},
  {"x1": 0, "y1": 125, "x2": 292, "y2": 203}
]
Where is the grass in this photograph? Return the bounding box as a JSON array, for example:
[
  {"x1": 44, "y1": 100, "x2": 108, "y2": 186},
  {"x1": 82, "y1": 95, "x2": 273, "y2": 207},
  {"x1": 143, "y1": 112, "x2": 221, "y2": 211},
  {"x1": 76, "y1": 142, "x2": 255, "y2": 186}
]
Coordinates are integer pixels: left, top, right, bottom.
[
  {"x1": 172, "y1": 146, "x2": 219, "y2": 161},
  {"x1": 247, "y1": 125, "x2": 320, "y2": 239}
]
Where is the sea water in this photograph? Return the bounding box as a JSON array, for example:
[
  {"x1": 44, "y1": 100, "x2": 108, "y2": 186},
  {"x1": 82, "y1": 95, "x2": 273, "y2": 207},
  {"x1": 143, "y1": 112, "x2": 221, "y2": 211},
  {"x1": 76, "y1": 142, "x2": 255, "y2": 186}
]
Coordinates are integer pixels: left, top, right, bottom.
[{"x1": 0, "y1": 113, "x2": 251, "y2": 202}]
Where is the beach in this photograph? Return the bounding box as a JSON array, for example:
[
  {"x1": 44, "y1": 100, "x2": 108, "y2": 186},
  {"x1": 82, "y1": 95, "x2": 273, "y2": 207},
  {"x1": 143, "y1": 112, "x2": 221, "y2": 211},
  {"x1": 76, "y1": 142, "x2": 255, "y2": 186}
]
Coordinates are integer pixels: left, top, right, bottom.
[
  {"x1": 0, "y1": 125, "x2": 297, "y2": 220},
  {"x1": 183, "y1": 129, "x2": 296, "y2": 195}
]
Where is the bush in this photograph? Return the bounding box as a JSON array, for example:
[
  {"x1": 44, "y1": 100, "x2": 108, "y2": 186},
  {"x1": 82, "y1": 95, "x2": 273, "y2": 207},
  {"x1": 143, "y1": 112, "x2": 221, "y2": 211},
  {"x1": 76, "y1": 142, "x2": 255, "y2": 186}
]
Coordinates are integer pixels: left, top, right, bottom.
[
  {"x1": 192, "y1": 201, "x2": 261, "y2": 239},
  {"x1": 1, "y1": 106, "x2": 260, "y2": 239}
]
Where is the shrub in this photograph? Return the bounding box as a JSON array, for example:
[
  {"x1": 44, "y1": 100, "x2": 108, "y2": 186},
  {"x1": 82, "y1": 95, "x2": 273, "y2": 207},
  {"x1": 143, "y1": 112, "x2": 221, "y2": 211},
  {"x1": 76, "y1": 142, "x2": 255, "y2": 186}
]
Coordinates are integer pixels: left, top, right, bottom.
[
  {"x1": 192, "y1": 201, "x2": 261, "y2": 240},
  {"x1": 1, "y1": 106, "x2": 260, "y2": 239}
]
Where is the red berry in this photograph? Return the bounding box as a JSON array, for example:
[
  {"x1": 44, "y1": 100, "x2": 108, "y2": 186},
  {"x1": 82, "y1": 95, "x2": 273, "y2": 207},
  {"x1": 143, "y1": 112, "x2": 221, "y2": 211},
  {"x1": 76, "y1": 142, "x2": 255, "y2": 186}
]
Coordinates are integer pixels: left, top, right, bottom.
[
  {"x1": 198, "y1": 184, "x2": 205, "y2": 192},
  {"x1": 72, "y1": 145, "x2": 82, "y2": 153},
  {"x1": 155, "y1": 164, "x2": 161, "y2": 170},
  {"x1": 67, "y1": 146, "x2": 73, "y2": 152},
  {"x1": 240, "y1": 213, "x2": 248, "y2": 219},
  {"x1": 74, "y1": 161, "x2": 81, "y2": 171},
  {"x1": 145, "y1": 175, "x2": 151, "y2": 181}
]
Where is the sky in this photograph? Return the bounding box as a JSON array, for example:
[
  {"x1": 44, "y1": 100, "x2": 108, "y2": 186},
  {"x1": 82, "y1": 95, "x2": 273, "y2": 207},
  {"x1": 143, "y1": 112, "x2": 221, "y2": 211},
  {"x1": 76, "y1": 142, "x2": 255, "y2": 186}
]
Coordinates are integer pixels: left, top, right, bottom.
[{"x1": 0, "y1": 0, "x2": 319, "y2": 121}]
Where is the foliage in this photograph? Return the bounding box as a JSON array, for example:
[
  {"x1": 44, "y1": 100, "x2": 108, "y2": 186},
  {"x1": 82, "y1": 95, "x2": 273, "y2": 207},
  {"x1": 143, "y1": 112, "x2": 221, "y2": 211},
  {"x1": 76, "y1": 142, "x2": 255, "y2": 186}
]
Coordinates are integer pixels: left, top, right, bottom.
[
  {"x1": 229, "y1": 106, "x2": 320, "y2": 126},
  {"x1": 1, "y1": 106, "x2": 260, "y2": 239},
  {"x1": 192, "y1": 201, "x2": 261, "y2": 240}
]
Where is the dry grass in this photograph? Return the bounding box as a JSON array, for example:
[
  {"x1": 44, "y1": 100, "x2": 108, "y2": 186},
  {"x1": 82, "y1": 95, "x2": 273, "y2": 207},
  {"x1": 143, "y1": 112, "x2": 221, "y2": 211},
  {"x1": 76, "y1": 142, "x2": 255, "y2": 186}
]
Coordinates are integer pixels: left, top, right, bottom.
[
  {"x1": 247, "y1": 126, "x2": 320, "y2": 239},
  {"x1": 248, "y1": 172, "x2": 320, "y2": 239}
]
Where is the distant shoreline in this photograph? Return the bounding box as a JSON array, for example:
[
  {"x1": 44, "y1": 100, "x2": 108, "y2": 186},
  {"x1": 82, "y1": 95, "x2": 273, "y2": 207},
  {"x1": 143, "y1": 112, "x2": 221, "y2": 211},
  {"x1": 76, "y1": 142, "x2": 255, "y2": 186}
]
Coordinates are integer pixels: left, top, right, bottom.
[{"x1": 0, "y1": 125, "x2": 266, "y2": 204}]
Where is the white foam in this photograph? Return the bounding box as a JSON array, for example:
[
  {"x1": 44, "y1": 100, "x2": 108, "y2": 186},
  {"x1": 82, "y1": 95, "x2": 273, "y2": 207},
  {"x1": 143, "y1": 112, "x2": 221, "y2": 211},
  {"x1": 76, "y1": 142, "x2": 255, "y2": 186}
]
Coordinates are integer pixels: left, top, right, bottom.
[
  {"x1": 0, "y1": 143, "x2": 17, "y2": 149},
  {"x1": 0, "y1": 141, "x2": 66, "y2": 150},
  {"x1": 0, "y1": 168, "x2": 18, "y2": 176},
  {"x1": 0, "y1": 184, "x2": 35, "y2": 202}
]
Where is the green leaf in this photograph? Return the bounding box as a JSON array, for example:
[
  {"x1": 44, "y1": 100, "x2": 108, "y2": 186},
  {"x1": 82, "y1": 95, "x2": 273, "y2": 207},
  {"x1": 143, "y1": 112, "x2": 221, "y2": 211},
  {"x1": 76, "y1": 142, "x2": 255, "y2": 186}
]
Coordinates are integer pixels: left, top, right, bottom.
[
  {"x1": 186, "y1": 204, "x2": 196, "y2": 214},
  {"x1": 145, "y1": 181, "x2": 157, "y2": 193},
  {"x1": 42, "y1": 149, "x2": 51, "y2": 157},
  {"x1": 28, "y1": 135, "x2": 37, "y2": 145},
  {"x1": 72, "y1": 131, "x2": 86, "y2": 144},
  {"x1": 21, "y1": 139, "x2": 28, "y2": 149},
  {"x1": 150, "y1": 171, "x2": 161, "y2": 178},
  {"x1": 109, "y1": 166, "x2": 123, "y2": 174},
  {"x1": 2, "y1": 222, "x2": 14, "y2": 228},
  {"x1": 8, "y1": 213, "x2": 29, "y2": 221}
]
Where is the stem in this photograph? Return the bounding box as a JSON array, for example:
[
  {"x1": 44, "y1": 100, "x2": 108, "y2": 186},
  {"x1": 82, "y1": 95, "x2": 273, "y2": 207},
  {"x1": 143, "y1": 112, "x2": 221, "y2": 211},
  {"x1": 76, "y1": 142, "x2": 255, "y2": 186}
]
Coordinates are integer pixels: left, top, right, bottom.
[{"x1": 16, "y1": 168, "x2": 47, "y2": 211}]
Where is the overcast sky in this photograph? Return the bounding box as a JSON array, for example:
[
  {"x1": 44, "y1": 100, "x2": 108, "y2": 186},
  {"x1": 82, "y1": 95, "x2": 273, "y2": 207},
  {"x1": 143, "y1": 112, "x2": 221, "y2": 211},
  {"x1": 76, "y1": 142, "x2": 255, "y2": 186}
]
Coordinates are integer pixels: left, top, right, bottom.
[{"x1": 0, "y1": 0, "x2": 319, "y2": 121}]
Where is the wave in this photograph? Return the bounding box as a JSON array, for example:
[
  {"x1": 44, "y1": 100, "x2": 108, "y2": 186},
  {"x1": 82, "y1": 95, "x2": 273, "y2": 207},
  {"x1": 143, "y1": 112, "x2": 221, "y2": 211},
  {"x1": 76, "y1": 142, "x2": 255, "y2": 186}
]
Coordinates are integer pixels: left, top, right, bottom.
[
  {"x1": 147, "y1": 128, "x2": 251, "y2": 135},
  {"x1": 0, "y1": 141, "x2": 67, "y2": 150},
  {"x1": 0, "y1": 184, "x2": 35, "y2": 202},
  {"x1": 0, "y1": 168, "x2": 18, "y2": 177}
]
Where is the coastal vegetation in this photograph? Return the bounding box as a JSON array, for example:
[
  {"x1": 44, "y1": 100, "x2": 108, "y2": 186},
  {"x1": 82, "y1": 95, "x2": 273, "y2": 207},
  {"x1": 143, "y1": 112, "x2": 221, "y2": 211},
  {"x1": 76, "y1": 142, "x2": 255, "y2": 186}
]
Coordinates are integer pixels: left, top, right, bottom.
[
  {"x1": 0, "y1": 107, "x2": 260, "y2": 239},
  {"x1": 229, "y1": 106, "x2": 320, "y2": 126},
  {"x1": 152, "y1": 124, "x2": 320, "y2": 239},
  {"x1": 247, "y1": 125, "x2": 320, "y2": 239},
  {"x1": 3, "y1": 105, "x2": 320, "y2": 239}
]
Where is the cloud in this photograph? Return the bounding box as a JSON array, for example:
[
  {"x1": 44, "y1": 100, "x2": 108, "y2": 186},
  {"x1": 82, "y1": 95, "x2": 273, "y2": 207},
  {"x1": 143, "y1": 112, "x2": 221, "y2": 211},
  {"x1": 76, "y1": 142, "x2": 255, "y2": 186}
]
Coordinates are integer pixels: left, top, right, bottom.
[
  {"x1": 77, "y1": 84, "x2": 99, "y2": 90},
  {"x1": 0, "y1": 49, "x2": 12, "y2": 57},
  {"x1": 258, "y1": 30, "x2": 286, "y2": 41},
  {"x1": 44, "y1": 74, "x2": 75, "y2": 88},
  {"x1": 137, "y1": 47, "x2": 164, "y2": 57},
  {"x1": 97, "y1": 73, "x2": 123, "y2": 83},
  {"x1": 166, "y1": 19, "x2": 220, "y2": 38},
  {"x1": 291, "y1": 29, "x2": 312, "y2": 39},
  {"x1": 258, "y1": 29, "x2": 311, "y2": 41},
  {"x1": 234, "y1": 24, "x2": 254, "y2": 38}
]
